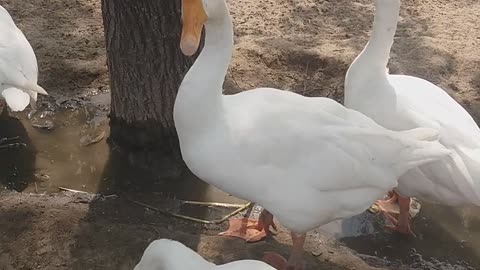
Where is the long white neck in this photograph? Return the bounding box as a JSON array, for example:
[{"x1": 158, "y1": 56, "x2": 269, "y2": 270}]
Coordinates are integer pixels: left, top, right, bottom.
[
  {"x1": 174, "y1": 3, "x2": 234, "y2": 136},
  {"x1": 344, "y1": 0, "x2": 400, "y2": 107},
  {"x1": 353, "y1": 0, "x2": 400, "y2": 71},
  {"x1": 0, "y1": 5, "x2": 15, "y2": 26}
]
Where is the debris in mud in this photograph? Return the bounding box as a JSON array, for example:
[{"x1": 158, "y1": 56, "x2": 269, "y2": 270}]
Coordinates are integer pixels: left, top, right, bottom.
[
  {"x1": 355, "y1": 254, "x2": 398, "y2": 269},
  {"x1": 0, "y1": 136, "x2": 27, "y2": 150},
  {"x1": 34, "y1": 173, "x2": 50, "y2": 182},
  {"x1": 30, "y1": 110, "x2": 56, "y2": 130},
  {"x1": 59, "y1": 187, "x2": 89, "y2": 194},
  {"x1": 79, "y1": 130, "x2": 105, "y2": 146},
  {"x1": 31, "y1": 119, "x2": 55, "y2": 130},
  {"x1": 127, "y1": 196, "x2": 253, "y2": 225}
]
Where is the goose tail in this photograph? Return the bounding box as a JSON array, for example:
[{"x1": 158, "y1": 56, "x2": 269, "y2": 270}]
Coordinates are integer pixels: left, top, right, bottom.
[{"x1": 395, "y1": 128, "x2": 451, "y2": 173}]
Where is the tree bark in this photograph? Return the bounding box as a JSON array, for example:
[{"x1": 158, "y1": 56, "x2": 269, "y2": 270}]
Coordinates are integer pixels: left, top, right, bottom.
[
  {"x1": 101, "y1": 0, "x2": 195, "y2": 156},
  {"x1": 99, "y1": 0, "x2": 204, "y2": 184}
]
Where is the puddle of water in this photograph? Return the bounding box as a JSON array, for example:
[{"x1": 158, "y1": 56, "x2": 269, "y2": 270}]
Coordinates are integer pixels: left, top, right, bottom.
[
  {"x1": 1, "y1": 106, "x2": 111, "y2": 194},
  {"x1": 0, "y1": 95, "x2": 243, "y2": 204}
]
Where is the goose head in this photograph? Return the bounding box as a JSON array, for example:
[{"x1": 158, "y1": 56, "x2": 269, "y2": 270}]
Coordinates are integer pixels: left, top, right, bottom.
[{"x1": 180, "y1": 0, "x2": 228, "y2": 56}]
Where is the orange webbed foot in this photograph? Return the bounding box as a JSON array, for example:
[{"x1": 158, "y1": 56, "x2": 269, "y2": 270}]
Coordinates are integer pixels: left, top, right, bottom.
[
  {"x1": 219, "y1": 210, "x2": 277, "y2": 242},
  {"x1": 382, "y1": 210, "x2": 416, "y2": 237},
  {"x1": 218, "y1": 218, "x2": 267, "y2": 242},
  {"x1": 376, "y1": 191, "x2": 400, "y2": 215}
]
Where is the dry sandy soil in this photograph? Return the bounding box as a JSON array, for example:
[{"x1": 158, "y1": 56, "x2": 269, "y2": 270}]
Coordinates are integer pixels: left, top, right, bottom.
[{"x1": 0, "y1": 0, "x2": 479, "y2": 269}]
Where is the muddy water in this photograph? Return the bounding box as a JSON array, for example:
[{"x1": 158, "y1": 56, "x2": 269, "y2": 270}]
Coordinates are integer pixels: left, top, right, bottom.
[
  {"x1": 0, "y1": 95, "x2": 242, "y2": 204},
  {"x1": 0, "y1": 98, "x2": 110, "y2": 194},
  {"x1": 0, "y1": 99, "x2": 479, "y2": 269}
]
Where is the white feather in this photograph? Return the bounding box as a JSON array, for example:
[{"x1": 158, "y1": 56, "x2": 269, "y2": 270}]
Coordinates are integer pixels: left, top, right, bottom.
[
  {"x1": 134, "y1": 239, "x2": 275, "y2": 270},
  {"x1": 345, "y1": 0, "x2": 480, "y2": 206},
  {"x1": 0, "y1": 4, "x2": 47, "y2": 112},
  {"x1": 1, "y1": 87, "x2": 30, "y2": 112},
  {"x1": 174, "y1": 0, "x2": 450, "y2": 236}
]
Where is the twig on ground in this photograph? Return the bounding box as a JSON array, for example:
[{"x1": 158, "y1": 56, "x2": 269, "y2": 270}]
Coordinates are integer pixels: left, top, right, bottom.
[
  {"x1": 180, "y1": 200, "x2": 247, "y2": 208},
  {"x1": 58, "y1": 187, "x2": 89, "y2": 194},
  {"x1": 303, "y1": 61, "x2": 310, "y2": 94},
  {"x1": 230, "y1": 65, "x2": 244, "y2": 91},
  {"x1": 127, "y1": 196, "x2": 253, "y2": 225}
]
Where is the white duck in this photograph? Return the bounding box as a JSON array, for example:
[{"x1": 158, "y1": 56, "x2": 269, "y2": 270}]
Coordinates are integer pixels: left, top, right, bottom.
[
  {"x1": 345, "y1": 0, "x2": 480, "y2": 236},
  {"x1": 134, "y1": 239, "x2": 276, "y2": 270},
  {"x1": 175, "y1": 0, "x2": 450, "y2": 269},
  {"x1": 0, "y1": 4, "x2": 47, "y2": 113}
]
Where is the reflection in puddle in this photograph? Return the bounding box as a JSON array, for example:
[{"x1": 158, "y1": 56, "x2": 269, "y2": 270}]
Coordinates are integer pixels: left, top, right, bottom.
[
  {"x1": 320, "y1": 212, "x2": 377, "y2": 239},
  {"x1": 0, "y1": 109, "x2": 35, "y2": 191},
  {"x1": 1, "y1": 97, "x2": 480, "y2": 269},
  {"x1": 4, "y1": 106, "x2": 110, "y2": 194}
]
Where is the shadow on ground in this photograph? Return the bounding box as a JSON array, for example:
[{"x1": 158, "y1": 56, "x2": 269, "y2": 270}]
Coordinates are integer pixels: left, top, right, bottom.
[
  {"x1": 0, "y1": 110, "x2": 36, "y2": 191},
  {"x1": 340, "y1": 204, "x2": 480, "y2": 269}
]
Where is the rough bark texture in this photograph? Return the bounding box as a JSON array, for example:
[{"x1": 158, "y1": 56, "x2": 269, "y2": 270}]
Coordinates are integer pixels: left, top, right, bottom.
[
  {"x1": 101, "y1": 0, "x2": 194, "y2": 155},
  {"x1": 100, "y1": 0, "x2": 203, "y2": 183}
]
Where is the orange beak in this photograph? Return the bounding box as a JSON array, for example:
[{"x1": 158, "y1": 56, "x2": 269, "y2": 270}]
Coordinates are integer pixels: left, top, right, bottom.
[{"x1": 180, "y1": 0, "x2": 207, "y2": 56}]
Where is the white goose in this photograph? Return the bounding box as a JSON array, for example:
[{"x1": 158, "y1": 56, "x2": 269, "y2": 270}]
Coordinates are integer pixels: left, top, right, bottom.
[
  {"x1": 345, "y1": 0, "x2": 480, "y2": 236},
  {"x1": 134, "y1": 239, "x2": 275, "y2": 270},
  {"x1": 0, "y1": 4, "x2": 47, "y2": 113},
  {"x1": 175, "y1": 0, "x2": 450, "y2": 269}
]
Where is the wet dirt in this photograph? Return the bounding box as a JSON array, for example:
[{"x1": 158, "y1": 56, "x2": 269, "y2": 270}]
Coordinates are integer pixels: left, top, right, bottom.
[
  {"x1": 0, "y1": 191, "x2": 383, "y2": 270},
  {"x1": 320, "y1": 206, "x2": 480, "y2": 269},
  {"x1": 1, "y1": 0, "x2": 480, "y2": 269}
]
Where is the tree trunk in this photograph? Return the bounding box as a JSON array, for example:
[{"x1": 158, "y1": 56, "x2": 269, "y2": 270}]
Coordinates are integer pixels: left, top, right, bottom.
[
  {"x1": 100, "y1": 0, "x2": 201, "y2": 184},
  {"x1": 102, "y1": 0, "x2": 195, "y2": 155}
]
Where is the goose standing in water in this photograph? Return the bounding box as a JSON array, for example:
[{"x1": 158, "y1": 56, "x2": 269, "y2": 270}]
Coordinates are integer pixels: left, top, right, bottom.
[
  {"x1": 0, "y1": 5, "x2": 47, "y2": 150},
  {"x1": 345, "y1": 0, "x2": 480, "y2": 236},
  {"x1": 174, "y1": 0, "x2": 450, "y2": 268}
]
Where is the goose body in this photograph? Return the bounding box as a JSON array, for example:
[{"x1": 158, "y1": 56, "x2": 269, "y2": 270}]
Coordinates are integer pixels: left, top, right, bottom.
[
  {"x1": 345, "y1": 0, "x2": 480, "y2": 234},
  {"x1": 134, "y1": 239, "x2": 275, "y2": 270},
  {"x1": 175, "y1": 0, "x2": 450, "y2": 268},
  {"x1": 0, "y1": 5, "x2": 47, "y2": 112},
  {"x1": 177, "y1": 87, "x2": 448, "y2": 232}
]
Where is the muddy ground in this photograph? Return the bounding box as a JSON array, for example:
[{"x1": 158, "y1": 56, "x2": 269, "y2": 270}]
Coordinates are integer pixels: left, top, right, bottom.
[
  {"x1": 0, "y1": 0, "x2": 479, "y2": 269},
  {"x1": 0, "y1": 191, "x2": 381, "y2": 270}
]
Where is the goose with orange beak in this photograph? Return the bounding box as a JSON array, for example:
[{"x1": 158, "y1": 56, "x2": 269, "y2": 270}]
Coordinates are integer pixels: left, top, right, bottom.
[
  {"x1": 174, "y1": 0, "x2": 450, "y2": 269},
  {"x1": 180, "y1": 0, "x2": 206, "y2": 56}
]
